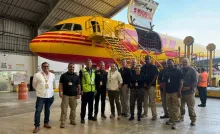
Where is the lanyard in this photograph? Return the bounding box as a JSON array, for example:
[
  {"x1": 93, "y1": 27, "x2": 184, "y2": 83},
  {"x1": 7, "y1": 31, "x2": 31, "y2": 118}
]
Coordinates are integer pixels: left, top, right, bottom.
[
  {"x1": 42, "y1": 72, "x2": 49, "y2": 83},
  {"x1": 110, "y1": 71, "x2": 115, "y2": 79},
  {"x1": 67, "y1": 72, "x2": 75, "y2": 82},
  {"x1": 100, "y1": 70, "x2": 105, "y2": 80}
]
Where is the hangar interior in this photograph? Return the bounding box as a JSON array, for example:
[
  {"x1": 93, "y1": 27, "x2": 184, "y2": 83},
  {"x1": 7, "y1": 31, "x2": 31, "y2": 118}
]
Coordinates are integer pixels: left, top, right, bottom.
[{"x1": 0, "y1": 0, "x2": 220, "y2": 134}]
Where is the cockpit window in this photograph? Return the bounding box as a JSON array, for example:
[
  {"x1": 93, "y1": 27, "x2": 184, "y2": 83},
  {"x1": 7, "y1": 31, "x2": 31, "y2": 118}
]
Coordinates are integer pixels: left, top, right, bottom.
[
  {"x1": 49, "y1": 24, "x2": 64, "y2": 31},
  {"x1": 73, "y1": 24, "x2": 82, "y2": 30},
  {"x1": 61, "y1": 23, "x2": 72, "y2": 31},
  {"x1": 49, "y1": 23, "x2": 82, "y2": 31}
]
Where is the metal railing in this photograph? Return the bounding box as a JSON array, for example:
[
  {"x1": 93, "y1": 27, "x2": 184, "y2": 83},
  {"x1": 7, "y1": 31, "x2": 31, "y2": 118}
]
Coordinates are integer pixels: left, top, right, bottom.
[{"x1": 85, "y1": 16, "x2": 163, "y2": 67}]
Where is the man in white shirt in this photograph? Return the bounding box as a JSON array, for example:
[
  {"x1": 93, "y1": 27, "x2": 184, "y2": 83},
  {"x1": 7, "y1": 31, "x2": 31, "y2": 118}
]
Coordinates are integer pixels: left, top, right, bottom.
[{"x1": 32, "y1": 62, "x2": 55, "y2": 133}]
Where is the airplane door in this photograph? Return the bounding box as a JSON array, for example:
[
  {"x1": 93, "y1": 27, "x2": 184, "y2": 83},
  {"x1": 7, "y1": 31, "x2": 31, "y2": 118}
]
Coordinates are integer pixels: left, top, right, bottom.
[{"x1": 91, "y1": 21, "x2": 101, "y2": 33}]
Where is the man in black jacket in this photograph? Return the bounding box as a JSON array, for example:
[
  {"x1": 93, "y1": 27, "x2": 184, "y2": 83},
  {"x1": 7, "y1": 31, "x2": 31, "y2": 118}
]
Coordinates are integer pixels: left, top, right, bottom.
[
  {"x1": 119, "y1": 59, "x2": 132, "y2": 117},
  {"x1": 94, "y1": 61, "x2": 108, "y2": 119}
]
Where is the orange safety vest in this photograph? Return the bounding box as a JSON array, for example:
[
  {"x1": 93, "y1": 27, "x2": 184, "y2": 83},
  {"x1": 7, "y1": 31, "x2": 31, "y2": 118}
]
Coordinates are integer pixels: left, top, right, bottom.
[{"x1": 198, "y1": 72, "x2": 208, "y2": 87}]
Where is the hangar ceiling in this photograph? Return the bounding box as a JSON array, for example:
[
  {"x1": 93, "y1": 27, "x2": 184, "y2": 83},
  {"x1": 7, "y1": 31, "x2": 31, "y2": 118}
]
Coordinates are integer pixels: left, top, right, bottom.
[
  {"x1": 0, "y1": 0, "x2": 51, "y2": 26},
  {"x1": 0, "y1": 0, "x2": 129, "y2": 29}
]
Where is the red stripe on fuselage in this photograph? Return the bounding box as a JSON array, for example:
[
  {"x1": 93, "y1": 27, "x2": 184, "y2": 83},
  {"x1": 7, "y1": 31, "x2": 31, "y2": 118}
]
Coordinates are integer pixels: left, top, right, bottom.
[
  {"x1": 42, "y1": 32, "x2": 88, "y2": 38},
  {"x1": 31, "y1": 40, "x2": 92, "y2": 46},
  {"x1": 35, "y1": 36, "x2": 92, "y2": 42},
  {"x1": 34, "y1": 32, "x2": 138, "y2": 51}
]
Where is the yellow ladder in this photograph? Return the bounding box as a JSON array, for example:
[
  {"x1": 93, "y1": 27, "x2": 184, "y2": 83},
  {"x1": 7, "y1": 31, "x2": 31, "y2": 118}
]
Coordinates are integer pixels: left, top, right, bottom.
[
  {"x1": 85, "y1": 16, "x2": 162, "y2": 68},
  {"x1": 85, "y1": 16, "x2": 138, "y2": 67}
]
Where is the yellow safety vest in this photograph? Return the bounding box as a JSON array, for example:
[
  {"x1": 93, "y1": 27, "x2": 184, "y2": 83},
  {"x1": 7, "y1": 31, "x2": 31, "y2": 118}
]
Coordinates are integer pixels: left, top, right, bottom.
[{"x1": 81, "y1": 68, "x2": 96, "y2": 92}]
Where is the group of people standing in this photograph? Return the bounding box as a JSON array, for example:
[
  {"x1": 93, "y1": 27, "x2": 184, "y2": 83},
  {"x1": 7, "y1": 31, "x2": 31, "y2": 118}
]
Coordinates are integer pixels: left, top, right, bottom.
[
  {"x1": 77, "y1": 56, "x2": 159, "y2": 123},
  {"x1": 32, "y1": 55, "x2": 208, "y2": 133},
  {"x1": 158, "y1": 58, "x2": 208, "y2": 130}
]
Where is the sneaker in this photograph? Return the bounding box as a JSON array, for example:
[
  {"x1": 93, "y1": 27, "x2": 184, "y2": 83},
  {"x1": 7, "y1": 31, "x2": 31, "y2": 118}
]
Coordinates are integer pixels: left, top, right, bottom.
[
  {"x1": 137, "y1": 118, "x2": 141, "y2": 121},
  {"x1": 110, "y1": 114, "x2": 115, "y2": 118},
  {"x1": 151, "y1": 116, "x2": 157, "y2": 121},
  {"x1": 88, "y1": 117, "x2": 97, "y2": 121},
  {"x1": 141, "y1": 114, "x2": 148, "y2": 118},
  {"x1": 171, "y1": 124, "x2": 177, "y2": 130},
  {"x1": 81, "y1": 119, "x2": 85, "y2": 124},
  {"x1": 166, "y1": 120, "x2": 172, "y2": 125},
  {"x1": 190, "y1": 121, "x2": 196, "y2": 126},
  {"x1": 60, "y1": 123, "x2": 65, "y2": 128},
  {"x1": 198, "y1": 104, "x2": 206, "y2": 107},
  {"x1": 129, "y1": 117, "x2": 134, "y2": 121},
  {"x1": 70, "y1": 121, "x2": 76, "y2": 125},
  {"x1": 160, "y1": 115, "x2": 169, "y2": 119},
  {"x1": 101, "y1": 114, "x2": 107, "y2": 119}
]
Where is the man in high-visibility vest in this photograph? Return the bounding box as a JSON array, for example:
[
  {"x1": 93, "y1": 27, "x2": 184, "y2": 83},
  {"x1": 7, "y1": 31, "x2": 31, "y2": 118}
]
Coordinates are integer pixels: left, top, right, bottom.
[
  {"x1": 197, "y1": 67, "x2": 208, "y2": 107},
  {"x1": 80, "y1": 59, "x2": 96, "y2": 123}
]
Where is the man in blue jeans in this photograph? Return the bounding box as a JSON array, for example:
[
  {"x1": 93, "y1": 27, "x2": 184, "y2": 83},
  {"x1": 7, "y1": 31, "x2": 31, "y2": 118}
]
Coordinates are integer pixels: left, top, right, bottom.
[{"x1": 32, "y1": 62, "x2": 55, "y2": 133}]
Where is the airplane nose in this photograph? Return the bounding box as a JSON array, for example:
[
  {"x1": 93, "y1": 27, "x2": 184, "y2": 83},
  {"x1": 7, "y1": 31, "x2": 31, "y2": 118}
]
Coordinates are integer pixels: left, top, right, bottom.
[{"x1": 29, "y1": 35, "x2": 51, "y2": 54}]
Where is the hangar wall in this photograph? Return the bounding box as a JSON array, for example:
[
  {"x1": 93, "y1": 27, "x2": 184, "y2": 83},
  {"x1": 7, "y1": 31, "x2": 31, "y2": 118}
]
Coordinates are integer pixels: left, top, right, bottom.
[
  {"x1": 0, "y1": 54, "x2": 35, "y2": 92},
  {"x1": 0, "y1": 18, "x2": 36, "y2": 92},
  {"x1": 0, "y1": 18, "x2": 34, "y2": 54}
]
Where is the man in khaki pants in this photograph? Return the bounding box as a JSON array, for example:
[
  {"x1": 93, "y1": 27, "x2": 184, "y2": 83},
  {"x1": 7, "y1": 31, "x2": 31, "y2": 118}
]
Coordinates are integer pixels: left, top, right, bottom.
[
  {"x1": 119, "y1": 59, "x2": 132, "y2": 117},
  {"x1": 141, "y1": 56, "x2": 158, "y2": 120},
  {"x1": 180, "y1": 58, "x2": 198, "y2": 126},
  {"x1": 158, "y1": 61, "x2": 169, "y2": 119},
  {"x1": 164, "y1": 59, "x2": 183, "y2": 129},
  {"x1": 59, "y1": 63, "x2": 81, "y2": 128}
]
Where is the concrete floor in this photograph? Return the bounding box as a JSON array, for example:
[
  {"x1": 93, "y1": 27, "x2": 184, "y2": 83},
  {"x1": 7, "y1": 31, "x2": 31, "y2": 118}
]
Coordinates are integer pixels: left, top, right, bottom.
[{"x1": 0, "y1": 92, "x2": 220, "y2": 134}]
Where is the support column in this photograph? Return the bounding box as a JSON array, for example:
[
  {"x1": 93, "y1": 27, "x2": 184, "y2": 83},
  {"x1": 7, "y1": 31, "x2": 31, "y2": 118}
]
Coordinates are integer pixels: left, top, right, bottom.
[
  {"x1": 184, "y1": 36, "x2": 194, "y2": 64},
  {"x1": 206, "y1": 43, "x2": 216, "y2": 86}
]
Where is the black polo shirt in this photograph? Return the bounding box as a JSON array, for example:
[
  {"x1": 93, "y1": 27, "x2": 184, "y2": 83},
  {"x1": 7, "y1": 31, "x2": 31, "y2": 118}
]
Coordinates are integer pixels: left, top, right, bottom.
[
  {"x1": 164, "y1": 68, "x2": 183, "y2": 93},
  {"x1": 95, "y1": 69, "x2": 107, "y2": 90},
  {"x1": 59, "y1": 72, "x2": 80, "y2": 96},
  {"x1": 119, "y1": 67, "x2": 132, "y2": 85},
  {"x1": 130, "y1": 68, "x2": 136, "y2": 76},
  {"x1": 141, "y1": 64, "x2": 158, "y2": 86},
  {"x1": 130, "y1": 73, "x2": 146, "y2": 89}
]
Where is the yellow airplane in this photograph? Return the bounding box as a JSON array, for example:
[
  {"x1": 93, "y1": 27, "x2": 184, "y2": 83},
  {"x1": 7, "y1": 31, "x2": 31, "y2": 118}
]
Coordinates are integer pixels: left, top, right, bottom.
[{"x1": 29, "y1": 16, "x2": 220, "y2": 67}]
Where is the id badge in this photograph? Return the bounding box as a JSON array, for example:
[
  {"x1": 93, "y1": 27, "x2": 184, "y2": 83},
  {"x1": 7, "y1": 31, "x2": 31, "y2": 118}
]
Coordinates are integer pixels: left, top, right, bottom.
[
  {"x1": 135, "y1": 82, "x2": 138, "y2": 87},
  {"x1": 168, "y1": 78, "x2": 170, "y2": 83},
  {"x1": 68, "y1": 82, "x2": 72, "y2": 86},
  {"x1": 45, "y1": 84, "x2": 49, "y2": 89},
  {"x1": 100, "y1": 81, "x2": 103, "y2": 86}
]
